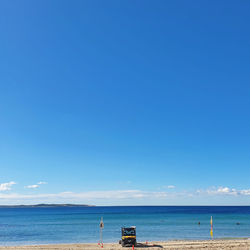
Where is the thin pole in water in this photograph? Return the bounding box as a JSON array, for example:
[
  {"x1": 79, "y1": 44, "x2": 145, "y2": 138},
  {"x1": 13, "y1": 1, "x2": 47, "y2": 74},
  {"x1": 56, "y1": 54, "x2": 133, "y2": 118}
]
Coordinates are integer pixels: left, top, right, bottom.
[{"x1": 99, "y1": 217, "x2": 104, "y2": 247}]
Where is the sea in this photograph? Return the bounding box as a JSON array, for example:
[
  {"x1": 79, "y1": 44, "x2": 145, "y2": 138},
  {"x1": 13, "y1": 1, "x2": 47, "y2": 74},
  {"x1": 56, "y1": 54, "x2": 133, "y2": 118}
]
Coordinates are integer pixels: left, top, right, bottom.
[{"x1": 0, "y1": 206, "x2": 250, "y2": 246}]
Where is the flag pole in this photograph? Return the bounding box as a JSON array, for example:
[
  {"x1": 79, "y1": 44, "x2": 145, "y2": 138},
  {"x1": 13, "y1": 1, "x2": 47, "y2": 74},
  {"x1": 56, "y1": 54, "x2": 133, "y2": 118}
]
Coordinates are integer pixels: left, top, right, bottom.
[{"x1": 210, "y1": 216, "x2": 213, "y2": 239}]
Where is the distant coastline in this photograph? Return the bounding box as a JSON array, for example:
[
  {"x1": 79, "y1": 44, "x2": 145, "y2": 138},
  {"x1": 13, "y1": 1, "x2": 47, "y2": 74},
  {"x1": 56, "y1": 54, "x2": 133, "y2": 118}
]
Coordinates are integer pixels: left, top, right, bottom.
[{"x1": 0, "y1": 204, "x2": 95, "y2": 208}]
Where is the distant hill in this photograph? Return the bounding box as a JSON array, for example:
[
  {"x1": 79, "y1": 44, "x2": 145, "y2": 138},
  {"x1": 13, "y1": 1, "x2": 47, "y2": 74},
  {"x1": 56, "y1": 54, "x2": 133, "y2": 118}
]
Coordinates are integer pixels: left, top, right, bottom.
[{"x1": 0, "y1": 204, "x2": 95, "y2": 208}]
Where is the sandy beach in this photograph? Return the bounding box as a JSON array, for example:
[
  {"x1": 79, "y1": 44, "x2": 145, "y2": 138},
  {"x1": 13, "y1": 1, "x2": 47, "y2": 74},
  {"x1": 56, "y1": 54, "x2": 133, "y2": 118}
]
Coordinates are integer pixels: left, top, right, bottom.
[{"x1": 1, "y1": 239, "x2": 250, "y2": 250}]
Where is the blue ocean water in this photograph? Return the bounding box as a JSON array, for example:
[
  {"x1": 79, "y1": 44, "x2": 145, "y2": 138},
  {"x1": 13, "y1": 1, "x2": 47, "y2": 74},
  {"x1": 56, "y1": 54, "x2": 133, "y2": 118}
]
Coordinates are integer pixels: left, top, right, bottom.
[{"x1": 0, "y1": 206, "x2": 250, "y2": 246}]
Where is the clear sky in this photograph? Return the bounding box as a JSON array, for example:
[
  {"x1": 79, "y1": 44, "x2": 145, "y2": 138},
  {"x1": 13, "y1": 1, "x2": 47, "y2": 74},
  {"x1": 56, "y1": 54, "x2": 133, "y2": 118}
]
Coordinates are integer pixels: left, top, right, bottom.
[{"x1": 0, "y1": 0, "x2": 250, "y2": 205}]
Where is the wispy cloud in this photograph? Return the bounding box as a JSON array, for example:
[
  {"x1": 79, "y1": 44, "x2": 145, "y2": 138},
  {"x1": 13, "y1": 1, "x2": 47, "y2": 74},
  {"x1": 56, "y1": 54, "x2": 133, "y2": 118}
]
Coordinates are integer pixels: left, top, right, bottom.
[
  {"x1": 196, "y1": 186, "x2": 250, "y2": 196},
  {"x1": 160, "y1": 185, "x2": 176, "y2": 189},
  {"x1": 37, "y1": 182, "x2": 47, "y2": 185},
  {"x1": 25, "y1": 181, "x2": 47, "y2": 189},
  {"x1": 0, "y1": 181, "x2": 16, "y2": 191},
  {"x1": 1, "y1": 186, "x2": 250, "y2": 205},
  {"x1": 57, "y1": 190, "x2": 168, "y2": 199},
  {"x1": 0, "y1": 189, "x2": 168, "y2": 202},
  {"x1": 25, "y1": 185, "x2": 39, "y2": 189}
]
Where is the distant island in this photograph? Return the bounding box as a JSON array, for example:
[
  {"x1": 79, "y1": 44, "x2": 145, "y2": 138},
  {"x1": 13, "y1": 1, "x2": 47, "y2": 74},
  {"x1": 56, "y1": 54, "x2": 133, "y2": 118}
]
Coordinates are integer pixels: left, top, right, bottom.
[{"x1": 0, "y1": 204, "x2": 95, "y2": 208}]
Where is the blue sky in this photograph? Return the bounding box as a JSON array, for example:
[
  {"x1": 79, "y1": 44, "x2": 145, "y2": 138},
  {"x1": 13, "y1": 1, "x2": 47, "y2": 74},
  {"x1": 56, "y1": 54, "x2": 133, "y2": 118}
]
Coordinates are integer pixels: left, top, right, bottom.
[{"x1": 0, "y1": 0, "x2": 250, "y2": 205}]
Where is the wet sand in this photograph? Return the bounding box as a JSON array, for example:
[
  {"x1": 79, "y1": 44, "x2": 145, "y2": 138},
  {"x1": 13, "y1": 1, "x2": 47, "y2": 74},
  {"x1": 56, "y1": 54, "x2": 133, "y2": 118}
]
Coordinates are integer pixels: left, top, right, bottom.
[{"x1": 0, "y1": 239, "x2": 250, "y2": 249}]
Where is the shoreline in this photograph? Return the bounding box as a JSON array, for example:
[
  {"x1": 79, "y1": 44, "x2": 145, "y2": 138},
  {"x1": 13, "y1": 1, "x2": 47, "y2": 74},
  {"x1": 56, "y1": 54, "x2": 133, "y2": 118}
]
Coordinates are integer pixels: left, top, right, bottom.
[{"x1": 1, "y1": 239, "x2": 250, "y2": 249}]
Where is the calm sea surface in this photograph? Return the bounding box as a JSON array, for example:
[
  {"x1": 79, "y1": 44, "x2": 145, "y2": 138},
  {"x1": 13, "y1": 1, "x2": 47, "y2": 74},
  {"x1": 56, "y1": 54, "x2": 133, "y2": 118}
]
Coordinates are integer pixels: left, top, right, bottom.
[{"x1": 0, "y1": 206, "x2": 250, "y2": 246}]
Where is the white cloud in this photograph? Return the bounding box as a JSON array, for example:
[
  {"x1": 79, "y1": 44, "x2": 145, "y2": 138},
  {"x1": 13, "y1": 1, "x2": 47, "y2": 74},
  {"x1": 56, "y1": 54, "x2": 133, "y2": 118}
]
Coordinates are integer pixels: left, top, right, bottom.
[
  {"x1": 0, "y1": 181, "x2": 16, "y2": 191},
  {"x1": 167, "y1": 185, "x2": 175, "y2": 189},
  {"x1": 25, "y1": 181, "x2": 47, "y2": 189},
  {"x1": 196, "y1": 186, "x2": 250, "y2": 196},
  {"x1": 25, "y1": 185, "x2": 39, "y2": 189},
  {"x1": 240, "y1": 189, "x2": 250, "y2": 195}
]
